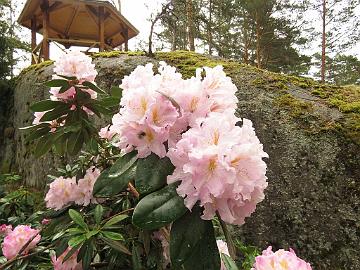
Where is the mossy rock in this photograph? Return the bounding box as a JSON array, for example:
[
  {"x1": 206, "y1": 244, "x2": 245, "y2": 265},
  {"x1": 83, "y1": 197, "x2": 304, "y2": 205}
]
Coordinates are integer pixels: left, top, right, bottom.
[{"x1": 3, "y1": 51, "x2": 359, "y2": 270}]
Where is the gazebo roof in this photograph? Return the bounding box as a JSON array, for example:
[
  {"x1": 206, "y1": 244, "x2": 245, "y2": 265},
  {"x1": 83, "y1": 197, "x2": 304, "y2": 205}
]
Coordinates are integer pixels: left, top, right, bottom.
[{"x1": 18, "y1": 0, "x2": 139, "y2": 48}]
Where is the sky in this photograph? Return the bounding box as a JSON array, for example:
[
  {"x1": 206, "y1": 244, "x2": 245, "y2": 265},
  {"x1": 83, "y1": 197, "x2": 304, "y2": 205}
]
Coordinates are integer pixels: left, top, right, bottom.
[{"x1": 12, "y1": 0, "x2": 360, "y2": 74}]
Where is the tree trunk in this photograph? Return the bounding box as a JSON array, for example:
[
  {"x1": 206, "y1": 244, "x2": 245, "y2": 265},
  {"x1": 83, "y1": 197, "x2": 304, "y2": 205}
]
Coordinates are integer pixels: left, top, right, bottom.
[
  {"x1": 171, "y1": 22, "x2": 177, "y2": 51},
  {"x1": 321, "y1": 0, "x2": 326, "y2": 83},
  {"x1": 255, "y1": 11, "x2": 261, "y2": 69},
  {"x1": 186, "y1": 0, "x2": 195, "y2": 51},
  {"x1": 208, "y1": 0, "x2": 213, "y2": 55},
  {"x1": 243, "y1": 12, "x2": 249, "y2": 64}
]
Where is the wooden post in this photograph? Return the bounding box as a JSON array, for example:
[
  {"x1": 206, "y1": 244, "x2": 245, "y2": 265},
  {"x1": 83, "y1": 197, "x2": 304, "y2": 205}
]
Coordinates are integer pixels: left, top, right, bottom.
[
  {"x1": 124, "y1": 28, "x2": 128, "y2": 51},
  {"x1": 99, "y1": 6, "x2": 105, "y2": 52},
  {"x1": 31, "y1": 17, "x2": 37, "y2": 64},
  {"x1": 41, "y1": 0, "x2": 50, "y2": 60}
]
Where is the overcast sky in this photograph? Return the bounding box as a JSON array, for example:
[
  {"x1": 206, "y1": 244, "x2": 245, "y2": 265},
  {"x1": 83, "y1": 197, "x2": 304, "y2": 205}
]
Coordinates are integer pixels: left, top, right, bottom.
[{"x1": 12, "y1": 0, "x2": 360, "y2": 73}]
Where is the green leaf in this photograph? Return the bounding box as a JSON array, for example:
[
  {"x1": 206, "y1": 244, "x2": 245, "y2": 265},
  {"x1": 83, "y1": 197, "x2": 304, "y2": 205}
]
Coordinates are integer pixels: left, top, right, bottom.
[
  {"x1": 40, "y1": 104, "x2": 70, "y2": 122},
  {"x1": 132, "y1": 183, "x2": 187, "y2": 230},
  {"x1": 26, "y1": 125, "x2": 51, "y2": 142},
  {"x1": 68, "y1": 209, "x2": 88, "y2": 231},
  {"x1": 85, "y1": 230, "x2": 100, "y2": 239},
  {"x1": 68, "y1": 234, "x2": 86, "y2": 247},
  {"x1": 55, "y1": 237, "x2": 70, "y2": 257},
  {"x1": 221, "y1": 253, "x2": 239, "y2": 270},
  {"x1": 44, "y1": 79, "x2": 69, "y2": 88},
  {"x1": 135, "y1": 154, "x2": 174, "y2": 195},
  {"x1": 30, "y1": 100, "x2": 64, "y2": 112},
  {"x1": 93, "y1": 151, "x2": 138, "y2": 197},
  {"x1": 101, "y1": 231, "x2": 124, "y2": 241},
  {"x1": 110, "y1": 86, "x2": 122, "y2": 98},
  {"x1": 103, "y1": 215, "x2": 128, "y2": 228},
  {"x1": 80, "y1": 240, "x2": 94, "y2": 269},
  {"x1": 101, "y1": 237, "x2": 131, "y2": 255},
  {"x1": 66, "y1": 130, "x2": 84, "y2": 156},
  {"x1": 94, "y1": 205, "x2": 103, "y2": 225},
  {"x1": 65, "y1": 228, "x2": 85, "y2": 237},
  {"x1": 99, "y1": 96, "x2": 120, "y2": 107},
  {"x1": 82, "y1": 81, "x2": 107, "y2": 95},
  {"x1": 34, "y1": 134, "x2": 53, "y2": 157},
  {"x1": 132, "y1": 243, "x2": 143, "y2": 270},
  {"x1": 170, "y1": 206, "x2": 221, "y2": 269}
]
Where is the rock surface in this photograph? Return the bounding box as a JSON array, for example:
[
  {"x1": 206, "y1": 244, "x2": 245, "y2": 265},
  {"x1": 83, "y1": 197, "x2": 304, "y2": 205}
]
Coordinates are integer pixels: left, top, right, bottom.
[{"x1": 1, "y1": 51, "x2": 359, "y2": 269}]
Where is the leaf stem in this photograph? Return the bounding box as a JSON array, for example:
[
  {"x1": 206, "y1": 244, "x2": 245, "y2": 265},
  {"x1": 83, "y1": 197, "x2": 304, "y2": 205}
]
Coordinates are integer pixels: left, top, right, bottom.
[{"x1": 216, "y1": 212, "x2": 236, "y2": 260}]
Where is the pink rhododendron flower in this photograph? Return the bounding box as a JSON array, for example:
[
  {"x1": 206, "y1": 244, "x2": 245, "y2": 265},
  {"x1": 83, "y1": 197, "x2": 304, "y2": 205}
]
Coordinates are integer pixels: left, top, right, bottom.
[
  {"x1": 53, "y1": 50, "x2": 97, "y2": 82},
  {"x1": 0, "y1": 224, "x2": 12, "y2": 236},
  {"x1": 45, "y1": 167, "x2": 101, "y2": 210},
  {"x1": 217, "y1": 240, "x2": 230, "y2": 270},
  {"x1": 99, "y1": 125, "x2": 116, "y2": 140},
  {"x1": 251, "y1": 246, "x2": 312, "y2": 270},
  {"x1": 1, "y1": 225, "x2": 41, "y2": 259},
  {"x1": 74, "y1": 167, "x2": 101, "y2": 206},
  {"x1": 45, "y1": 176, "x2": 78, "y2": 210},
  {"x1": 51, "y1": 247, "x2": 83, "y2": 270},
  {"x1": 167, "y1": 112, "x2": 268, "y2": 225}
]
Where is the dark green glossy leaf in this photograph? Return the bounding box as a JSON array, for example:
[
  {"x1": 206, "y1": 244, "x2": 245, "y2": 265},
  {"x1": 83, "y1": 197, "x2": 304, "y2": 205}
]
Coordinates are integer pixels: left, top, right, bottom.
[
  {"x1": 101, "y1": 231, "x2": 124, "y2": 241},
  {"x1": 68, "y1": 234, "x2": 86, "y2": 247},
  {"x1": 101, "y1": 237, "x2": 131, "y2": 255},
  {"x1": 34, "y1": 134, "x2": 53, "y2": 157},
  {"x1": 132, "y1": 183, "x2": 187, "y2": 230},
  {"x1": 94, "y1": 205, "x2": 103, "y2": 225},
  {"x1": 26, "y1": 125, "x2": 51, "y2": 142},
  {"x1": 44, "y1": 79, "x2": 69, "y2": 88},
  {"x1": 68, "y1": 209, "x2": 88, "y2": 231},
  {"x1": 40, "y1": 104, "x2": 70, "y2": 122},
  {"x1": 63, "y1": 244, "x2": 81, "y2": 262},
  {"x1": 30, "y1": 100, "x2": 64, "y2": 112},
  {"x1": 82, "y1": 81, "x2": 107, "y2": 95},
  {"x1": 132, "y1": 243, "x2": 143, "y2": 270},
  {"x1": 135, "y1": 154, "x2": 174, "y2": 195},
  {"x1": 55, "y1": 237, "x2": 70, "y2": 257},
  {"x1": 99, "y1": 96, "x2": 120, "y2": 107},
  {"x1": 221, "y1": 253, "x2": 239, "y2": 270},
  {"x1": 93, "y1": 151, "x2": 138, "y2": 197},
  {"x1": 66, "y1": 131, "x2": 84, "y2": 156},
  {"x1": 170, "y1": 206, "x2": 221, "y2": 270},
  {"x1": 103, "y1": 214, "x2": 128, "y2": 228},
  {"x1": 81, "y1": 240, "x2": 94, "y2": 269}
]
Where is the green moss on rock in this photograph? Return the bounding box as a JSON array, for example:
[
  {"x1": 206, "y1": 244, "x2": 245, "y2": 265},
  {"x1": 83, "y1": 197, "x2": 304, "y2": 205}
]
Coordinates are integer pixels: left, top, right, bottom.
[
  {"x1": 91, "y1": 50, "x2": 146, "y2": 58},
  {"x1": 19, "y1": 60, "x2": 54, "y2": 77}
]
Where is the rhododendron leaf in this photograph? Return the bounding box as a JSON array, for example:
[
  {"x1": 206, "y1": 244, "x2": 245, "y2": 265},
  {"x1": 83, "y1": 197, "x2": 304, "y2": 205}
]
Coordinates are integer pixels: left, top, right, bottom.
[
  {"x1": 40, "y1": 104, "x2": 70, "y2": 122},
  {"x1": 94, "y1": 205, "x2": 103, "y2": 225},
  {"x1": 221, "y1": 253, "x2": 239, "y2": 270},
  {"x1": 66, "y1": 131, "x2": 84, "y2": 156},
  {"x1": 99, "y1": 96, "x2": 120, "y2": 108},
  {"x1": 132, "y1": 243, "x2": 143, "y2": 270},
  {"x1": 68, "y1": 209, "x2": 88, "y2": 231},
  {"x1": 30, "y1": 100, "x2": 64, "y2": 112},
  {"x1": 34, "y1": 134, "x2": 53, "y2": 157},
  {"x1": 93, "y1": 151, "x2": 138, "y2": 197},
  {"x1": 132, "y1": 183, "x2": 187, "y2": 230},
  {"x1": 55, "y1": 237, "x2": 69, "y2": 257},
  {"x1": 68, "y1": 235, "x2": 86, "y2": 247},
  {"x1": 135, "y1": 154, "x2": 175, "y2": 196},
  {"x1": 170, "y1": 206, "x2": 221, "y2": 270},
  {"x1": 110, "y1": 86, "x2": 122, "y2": 98},
  {"x1": 82, "y1": 81, "x2": 107, "y2": 95},
  {"x1": 103, "y1": 214, "x2": 128, "y2": 228},
  {"x1": 101, "y1": 237, "x2": 131, "y2": 255},
  {"x1": 44, "y1": 79, "x2": 69, "y2": 88},
  {"x1": 66, "y1": 228, "x2": 85, "y2": 237},
  {"x1": 25, "y1": 125, "x2": 51, "y2": 142},
  {"x1": 80, "y1": 240, "x2": 94, "y2": 269},
  {"x1": 101, "y1": 231, "x2": 124, "y2": 241},
  {"x1": 57, "y1": 74, "x2": 77, "y2": 80}
]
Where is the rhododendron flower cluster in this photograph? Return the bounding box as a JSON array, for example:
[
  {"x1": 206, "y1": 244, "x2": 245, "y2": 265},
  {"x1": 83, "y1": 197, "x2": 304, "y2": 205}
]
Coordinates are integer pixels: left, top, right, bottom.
[
  {"x1": 108, "y1": 62, "x2": 238, "y2": 157},
  {"x1": 50, "y1": 50, "x2": 98, "y2": 102},
  {"x1": 107, "y1": 62, "x2": 268, "y2": 225},
  {"x1": 1, "y1": 225, "x2": 41, "y2": 259},
  {"x1": 45, "y1": 167, "x2": 100, "y2": 210},
  {"x1": 217, "y1": 240, "x2": 230, "y2": 270},
  {"x1": 168, "y1": 112, "x2": 268, "y2": 225},
  {"x1": 252, "y1": 246, "x2": 312, "y2": 270},
  {"x1": 51, "y1": 247, "x2": 83, "y2": 270}
]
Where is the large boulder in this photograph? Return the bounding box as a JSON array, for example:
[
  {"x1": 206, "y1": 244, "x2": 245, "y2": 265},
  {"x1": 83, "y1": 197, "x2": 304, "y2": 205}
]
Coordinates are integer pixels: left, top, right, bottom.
[{"x1": 1, "y1": 51, "x2": 359, "y2": 269}]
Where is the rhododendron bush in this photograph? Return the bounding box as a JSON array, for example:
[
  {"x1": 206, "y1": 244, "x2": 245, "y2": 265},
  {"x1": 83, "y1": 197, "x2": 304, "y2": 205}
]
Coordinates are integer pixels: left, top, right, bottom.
[{"x1": 0, "y1": 51, "x2": 313, "y2": 270}]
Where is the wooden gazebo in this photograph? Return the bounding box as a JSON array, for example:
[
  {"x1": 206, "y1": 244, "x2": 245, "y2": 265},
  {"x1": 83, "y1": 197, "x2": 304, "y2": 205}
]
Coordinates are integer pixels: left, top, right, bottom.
[{"x1": 18, "y1": 0, "x2": 139, "y2": 64}]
